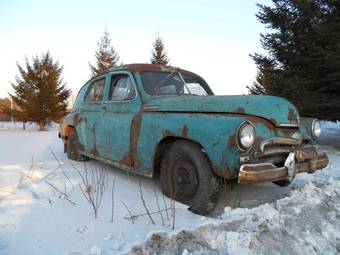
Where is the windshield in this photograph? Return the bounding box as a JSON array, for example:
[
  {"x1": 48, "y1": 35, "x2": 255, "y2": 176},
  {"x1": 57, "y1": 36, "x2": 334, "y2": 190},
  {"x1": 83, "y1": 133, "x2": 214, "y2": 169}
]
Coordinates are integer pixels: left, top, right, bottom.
[{"x1": 141, "y1": 71, "x2": 213, "y2": 96}]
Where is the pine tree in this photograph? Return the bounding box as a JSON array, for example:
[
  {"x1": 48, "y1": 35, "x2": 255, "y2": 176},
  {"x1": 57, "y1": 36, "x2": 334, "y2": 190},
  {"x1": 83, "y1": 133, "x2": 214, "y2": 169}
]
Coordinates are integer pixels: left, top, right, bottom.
[
  {"x1": 0, "y1": 98, "x2": 11, "y2": 121},
  {"x1": 89, "y1": 30, "x2": 120, "y2": 77},
  {"x1": 9, "y1": 52, "x2": 70, "y2": 130},
  {"x1": 150, "y1": 35, "x2": 169, "y2": 66},
  {"x1": 248, "y1": 0, "x2": 340, "y2": 120}
]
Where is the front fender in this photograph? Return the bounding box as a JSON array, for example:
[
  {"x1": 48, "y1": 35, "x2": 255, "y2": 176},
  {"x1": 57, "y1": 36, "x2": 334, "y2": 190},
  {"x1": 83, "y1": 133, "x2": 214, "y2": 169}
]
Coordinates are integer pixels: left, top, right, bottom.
[{"x1": 135, "y1": 112, "x2": 254, "y2": 178}]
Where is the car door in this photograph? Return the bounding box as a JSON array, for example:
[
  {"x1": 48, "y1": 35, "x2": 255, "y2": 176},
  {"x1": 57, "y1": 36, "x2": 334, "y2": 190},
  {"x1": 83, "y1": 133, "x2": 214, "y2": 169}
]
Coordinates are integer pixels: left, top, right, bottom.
[
  {"x1": 95, "y1": 71, "x2": 141, "y2": 167},
  {"x1": 81, "y1": 76, "x2": 106, "y2": 155}
]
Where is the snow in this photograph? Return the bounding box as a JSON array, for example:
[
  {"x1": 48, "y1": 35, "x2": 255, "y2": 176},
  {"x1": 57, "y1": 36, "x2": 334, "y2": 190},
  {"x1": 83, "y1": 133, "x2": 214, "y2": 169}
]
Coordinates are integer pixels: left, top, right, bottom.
[
  {"x1": 0, "y1": 121, "x2": 58, "y2": 131},
  {"x1": 0, "y1": 121, "x2": 339, "y2": 254}
]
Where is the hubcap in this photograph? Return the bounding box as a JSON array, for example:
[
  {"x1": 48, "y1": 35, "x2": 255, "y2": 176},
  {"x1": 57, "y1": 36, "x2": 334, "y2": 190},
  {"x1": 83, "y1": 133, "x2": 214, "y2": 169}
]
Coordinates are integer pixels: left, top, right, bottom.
[{"x1": 171, "y1": 157, "x2": 198, "y2": 200}]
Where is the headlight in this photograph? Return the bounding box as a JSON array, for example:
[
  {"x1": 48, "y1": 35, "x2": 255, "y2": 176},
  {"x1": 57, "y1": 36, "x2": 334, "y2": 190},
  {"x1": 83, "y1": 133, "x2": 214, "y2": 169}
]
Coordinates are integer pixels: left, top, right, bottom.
[
  {"x1": 312, "y1": 119, "x2": 321, "y2": 138},
  {"x1": 237, "y1": 122, "x2": 255, "y2": 150}
]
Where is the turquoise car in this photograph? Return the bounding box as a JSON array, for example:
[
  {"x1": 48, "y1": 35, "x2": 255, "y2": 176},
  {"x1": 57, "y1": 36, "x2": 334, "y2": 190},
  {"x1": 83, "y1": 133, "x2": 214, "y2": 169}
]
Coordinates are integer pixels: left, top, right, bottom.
[{"x1": 59, "y1": 64, "x2": 329, "y2": 215}]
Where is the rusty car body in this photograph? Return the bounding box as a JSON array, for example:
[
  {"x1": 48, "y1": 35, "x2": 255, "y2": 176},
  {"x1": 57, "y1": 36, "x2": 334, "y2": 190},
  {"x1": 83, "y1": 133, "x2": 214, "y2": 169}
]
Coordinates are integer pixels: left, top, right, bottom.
[{"x1": 59, "y1": 63, "x2": 329, "y2": 214}]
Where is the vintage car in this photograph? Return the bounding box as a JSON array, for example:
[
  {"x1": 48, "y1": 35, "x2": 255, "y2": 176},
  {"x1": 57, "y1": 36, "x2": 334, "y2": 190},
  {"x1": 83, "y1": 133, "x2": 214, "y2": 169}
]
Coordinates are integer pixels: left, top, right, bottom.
[{"x1": 59, "y1": 64, "x2": 329, "y2": 215}]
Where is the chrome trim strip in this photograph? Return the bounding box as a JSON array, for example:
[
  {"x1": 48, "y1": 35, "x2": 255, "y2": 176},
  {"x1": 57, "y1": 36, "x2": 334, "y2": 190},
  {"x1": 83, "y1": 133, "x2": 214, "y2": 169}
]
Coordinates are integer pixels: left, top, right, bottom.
[
  {"x1": 278, "y1": 124, "x2": 299, "y2": 128},
  {"x1": 143, "y1": 105, "x2": 160, "y2": 111},
  {"x1": 260, "y1": 137, "x2": 301, "y2": 152}
]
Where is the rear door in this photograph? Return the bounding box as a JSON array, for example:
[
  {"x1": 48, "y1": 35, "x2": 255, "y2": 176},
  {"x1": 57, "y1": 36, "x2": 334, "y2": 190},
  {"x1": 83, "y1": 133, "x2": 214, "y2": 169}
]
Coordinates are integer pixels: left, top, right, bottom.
[{"x1": 81, "y1": 77, "x2": 106, "y2": 155}]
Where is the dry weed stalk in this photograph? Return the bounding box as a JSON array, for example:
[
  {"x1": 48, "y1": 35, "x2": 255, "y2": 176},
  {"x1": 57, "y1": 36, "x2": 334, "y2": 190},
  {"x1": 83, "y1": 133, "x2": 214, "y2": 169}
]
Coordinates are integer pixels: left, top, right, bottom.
[
  {"x1": 223, "y1": 166, "x2": 228, "y2": 207},
  {"x1": 123, "y1": 207, "x2": 172, "y2": 221},
  {"x1": 70, "y1": 161, "x2": 107, "y2": 218},
  {"x1": 49, "y1": 148, "x2": 74, "y2": 190},
  {"x1": 162, "y1": 194, "x2": 170, "y2": 221},
  {"x1": 111, "y1": 178, "x2": 116, "y2": 222},
  {"x1": 153, "y1": 188, "x2": 165, "y2": 225},
  {"x1": 121, "y1": 201, "x2": 135, "y2": 224},
  {"x1": 170, "y1": 186, "x2": 176, "y2": 230},
  {"x1": 45, "y1": 180, "x2": 76, "y2": 205},
  {"x1": 139, "y1": 182, "x2": 155, "y2": 225}
]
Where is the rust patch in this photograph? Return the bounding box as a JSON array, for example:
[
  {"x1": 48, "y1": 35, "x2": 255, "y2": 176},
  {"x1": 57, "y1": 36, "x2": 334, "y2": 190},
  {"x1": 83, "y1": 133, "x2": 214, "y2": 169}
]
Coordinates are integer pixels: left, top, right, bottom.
[
  {"x1": 228, "y1": 134, "x2": 237, "y2": 150},
  {"x1": 181, "y1": 125, "x2": 188, "y2": 138},
  {"x1": 125, "y1": 63, "x2": 162, "y2": 73},
  {"x1": 90, "y1": 125, "x2": 99, "y2": 156},
  {"x1": 73, "y1": 113, "x2": 82, "y2": 126},
  {"x1": 118, "y1": 112, "x2": 143, "y2": 169},
  {"x1": 248, "y1": 115, "x2": 276, "y2": 131},
  {"x1": 122, "y1": 63, "x2": 201, "y2": 78},
  {"x1": 280, "y1": 128, "x2": 297, "y2": 137},
  {"x1": 118, "y1": 155, "x2": 131, "y2": 166},
  {"x1": 235, "y1": 107, "x2": 245, "y2": 114}
]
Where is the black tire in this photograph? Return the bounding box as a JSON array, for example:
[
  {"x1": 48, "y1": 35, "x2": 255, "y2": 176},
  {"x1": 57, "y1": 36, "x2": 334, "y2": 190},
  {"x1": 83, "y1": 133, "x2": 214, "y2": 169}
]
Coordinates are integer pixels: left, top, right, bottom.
[
  {"x1": 67, "y1": 129, "x2": 89, "y2": 161},
  {"x1": 160, "y1": 140, "x2": 220, "y2": 215}
]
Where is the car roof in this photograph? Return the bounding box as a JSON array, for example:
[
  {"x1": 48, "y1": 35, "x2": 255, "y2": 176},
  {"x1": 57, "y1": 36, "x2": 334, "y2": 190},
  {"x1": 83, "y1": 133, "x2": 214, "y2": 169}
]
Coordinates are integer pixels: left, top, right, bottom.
[{"x1": 92, "y1": 63, "x2": 200, "y2": 79}]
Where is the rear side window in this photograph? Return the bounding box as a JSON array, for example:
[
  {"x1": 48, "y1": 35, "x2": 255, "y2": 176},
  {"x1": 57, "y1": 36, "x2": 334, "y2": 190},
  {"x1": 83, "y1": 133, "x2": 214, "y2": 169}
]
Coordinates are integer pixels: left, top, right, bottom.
[
  {"x1": 84, "y1": 78, "x2": 106, "y2": 102},
  {"x1": 109, "y1": 75, "x2": 136, "y2": 101}
]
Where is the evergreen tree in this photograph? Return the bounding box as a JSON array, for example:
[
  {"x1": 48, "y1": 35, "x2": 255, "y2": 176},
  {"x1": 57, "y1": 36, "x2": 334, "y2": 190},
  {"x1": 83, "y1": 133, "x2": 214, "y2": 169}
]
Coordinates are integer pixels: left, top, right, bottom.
[
  {"x1": 0, "y1": 98, "x2": 11, "y2": 121},
  {"x1": 89, "y1": 30, "x2": 120, "y2": 77},
  {"x1": 248, "y1": 0, "x2": 340, "y2": 120},
  {"x1": 150, "y1": 35, "x2": 169, "y2": 66},
  {"x1": 9, "y1": 52, "x2": 70, "y2": 130}
]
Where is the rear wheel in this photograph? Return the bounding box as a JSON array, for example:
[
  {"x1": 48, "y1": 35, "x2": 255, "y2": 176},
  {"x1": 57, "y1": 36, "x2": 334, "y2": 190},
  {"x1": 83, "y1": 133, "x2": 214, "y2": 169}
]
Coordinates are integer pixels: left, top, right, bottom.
[
  {"x1": 160, "y1": 140, "x2": 220, "y2": 215},
  {"x1": 67, "y1": 129, "x2": 89, "y2": 161}
]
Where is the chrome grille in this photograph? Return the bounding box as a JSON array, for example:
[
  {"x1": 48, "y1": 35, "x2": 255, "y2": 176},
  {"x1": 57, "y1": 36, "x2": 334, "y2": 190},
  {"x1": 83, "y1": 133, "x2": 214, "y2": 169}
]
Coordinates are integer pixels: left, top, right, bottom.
[{"x1": 253, "y1": 137, "x2": 301, "y2": 167}]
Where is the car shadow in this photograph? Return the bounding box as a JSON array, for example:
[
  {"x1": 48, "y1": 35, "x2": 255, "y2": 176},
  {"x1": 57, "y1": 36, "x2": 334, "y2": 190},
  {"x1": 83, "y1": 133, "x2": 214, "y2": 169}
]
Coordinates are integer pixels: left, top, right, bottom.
[{"x1": 211, "y1": 182, "x2": 292, "y2": 216}]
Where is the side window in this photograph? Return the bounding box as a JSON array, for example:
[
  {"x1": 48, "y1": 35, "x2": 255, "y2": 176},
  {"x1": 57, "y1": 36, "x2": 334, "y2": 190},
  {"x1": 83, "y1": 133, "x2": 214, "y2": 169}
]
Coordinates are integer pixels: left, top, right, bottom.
[
  {"x1": 84, "y1": 78, "x2": 106, "y2": 102},
  {"x1": 109, "y1": 75, "x2": 136, "y2": 101}
]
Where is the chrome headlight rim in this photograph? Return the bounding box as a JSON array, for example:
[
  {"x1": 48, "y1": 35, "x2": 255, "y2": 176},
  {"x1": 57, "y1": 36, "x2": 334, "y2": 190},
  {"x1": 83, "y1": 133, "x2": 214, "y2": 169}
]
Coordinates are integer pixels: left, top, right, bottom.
[
  {"x1": 312, "y1": 119, "x2": 321, "y2": 138},
  {"x1": 237, "y1": 121, "x2": 256, "y2": 151}
]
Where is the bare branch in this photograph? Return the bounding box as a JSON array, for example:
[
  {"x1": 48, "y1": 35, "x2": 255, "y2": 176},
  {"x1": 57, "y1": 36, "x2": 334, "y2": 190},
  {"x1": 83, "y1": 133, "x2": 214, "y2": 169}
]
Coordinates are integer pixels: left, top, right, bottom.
[
  {"x1": 139, "y1": 182, "x2": 155, "y2": 225},
  {"x1": 162, "y1": 194, "x2": 170, "y2": 221},
  {"x1": 49, "y1": 148, "x2": 74, "y2": 190},
  {"x1": 45, "y1": 180, "x2": 76, "y2": 205},
  {"x1": 121, "y1": 201, "x2": 135, "y2": 224},
  {"x1": 123, "y1": 208, "x2": 172, "y2": 221},
  {"x1": 111, "y1": 178, "x2": 116, "y2": 223},
  {"x1": 153, "y1": 188, "x2": 164, "y2": 225}
]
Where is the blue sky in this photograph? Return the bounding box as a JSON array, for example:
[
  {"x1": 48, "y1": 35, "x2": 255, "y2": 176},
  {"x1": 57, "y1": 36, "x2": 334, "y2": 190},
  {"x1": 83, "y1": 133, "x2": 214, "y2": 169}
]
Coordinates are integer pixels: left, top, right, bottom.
[{"x1": 0, "y1": 0, "x2": 272, "y2": 98}]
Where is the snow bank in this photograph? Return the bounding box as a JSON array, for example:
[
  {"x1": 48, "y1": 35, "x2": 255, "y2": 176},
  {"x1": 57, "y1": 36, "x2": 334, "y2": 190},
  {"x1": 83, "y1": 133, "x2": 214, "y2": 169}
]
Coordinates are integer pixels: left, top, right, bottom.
[{"x1": 124, "y1": 180, "x2": 340, "y2": 255}]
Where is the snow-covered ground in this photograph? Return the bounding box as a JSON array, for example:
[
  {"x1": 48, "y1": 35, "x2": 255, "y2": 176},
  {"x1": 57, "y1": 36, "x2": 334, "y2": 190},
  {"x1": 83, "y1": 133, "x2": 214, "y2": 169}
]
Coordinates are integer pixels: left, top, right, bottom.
[
  {"x1": 0, "y1": 121, "x2": 57, "y2": 131},
  {"x1": 0, "y1": 121, "x2": 339, "y2": 255}
]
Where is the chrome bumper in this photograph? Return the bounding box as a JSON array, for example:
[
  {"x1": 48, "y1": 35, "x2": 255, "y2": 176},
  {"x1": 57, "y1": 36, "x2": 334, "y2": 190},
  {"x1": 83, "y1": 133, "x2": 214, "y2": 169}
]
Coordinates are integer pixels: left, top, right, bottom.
[{"x1": 238, "y1": 152, "x2": 329, "y2": 184}]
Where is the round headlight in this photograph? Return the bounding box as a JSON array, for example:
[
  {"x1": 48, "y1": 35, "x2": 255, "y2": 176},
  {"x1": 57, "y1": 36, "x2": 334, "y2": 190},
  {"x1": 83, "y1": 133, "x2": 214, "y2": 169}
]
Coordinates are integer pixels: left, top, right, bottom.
[
  {"x1": 312, "y1": 119, "x2": 321, "y2": 138},
  {"x1": 237, "y1": 122, "x2": 255, "y2": 150}
]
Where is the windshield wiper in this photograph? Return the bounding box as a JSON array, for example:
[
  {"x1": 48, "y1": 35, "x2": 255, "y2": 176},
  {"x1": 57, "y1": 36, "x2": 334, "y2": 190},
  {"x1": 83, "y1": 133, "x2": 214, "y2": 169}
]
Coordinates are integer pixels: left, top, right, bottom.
[{"x1": 178, "y1": 72, "x2": 191, "y2": 96}]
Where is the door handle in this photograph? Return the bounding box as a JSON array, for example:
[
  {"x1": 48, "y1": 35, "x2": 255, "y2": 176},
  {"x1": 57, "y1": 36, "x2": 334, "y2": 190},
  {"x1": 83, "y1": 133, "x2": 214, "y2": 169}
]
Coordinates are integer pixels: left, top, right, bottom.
[{"x1": 102, "y1": 106, "x2": 107, "y2": 110}]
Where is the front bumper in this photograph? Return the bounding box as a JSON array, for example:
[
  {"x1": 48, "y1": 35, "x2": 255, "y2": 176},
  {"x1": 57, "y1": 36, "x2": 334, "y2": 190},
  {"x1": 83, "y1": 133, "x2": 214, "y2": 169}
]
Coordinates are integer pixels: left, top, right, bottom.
[{"x1": 238, "y1": 151, "x2": 329, "y2": 184}]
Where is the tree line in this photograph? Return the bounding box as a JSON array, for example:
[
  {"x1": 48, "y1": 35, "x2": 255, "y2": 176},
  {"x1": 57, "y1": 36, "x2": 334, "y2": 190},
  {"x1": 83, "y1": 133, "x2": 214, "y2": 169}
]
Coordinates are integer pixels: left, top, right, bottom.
[{"x1": 0, "y1": 33, "x2": 170, "y2": 130}]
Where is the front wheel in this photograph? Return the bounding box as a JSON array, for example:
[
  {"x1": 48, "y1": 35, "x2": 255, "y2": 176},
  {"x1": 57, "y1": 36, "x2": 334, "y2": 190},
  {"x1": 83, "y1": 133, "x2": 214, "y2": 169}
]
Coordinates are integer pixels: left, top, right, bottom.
[{"x1": 160, "y1": 140, "x2": 220, "y2": 215}]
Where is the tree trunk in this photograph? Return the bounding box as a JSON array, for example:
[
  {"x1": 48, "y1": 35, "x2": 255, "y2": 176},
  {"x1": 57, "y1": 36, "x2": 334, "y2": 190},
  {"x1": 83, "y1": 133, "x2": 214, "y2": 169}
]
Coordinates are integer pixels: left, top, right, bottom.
[
  {"x1": 23, "y1": 120, "x2": 26, "y2": 130},
  {"x1": 39, "y1": 120, "x2": 45, "y2": 131}
]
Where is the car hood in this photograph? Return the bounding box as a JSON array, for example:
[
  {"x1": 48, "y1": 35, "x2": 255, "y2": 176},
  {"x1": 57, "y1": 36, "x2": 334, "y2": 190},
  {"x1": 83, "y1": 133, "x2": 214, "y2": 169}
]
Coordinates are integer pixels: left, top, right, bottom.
[{"x1": 143, "y1": 95, "x2": 300, "y2": 127}]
